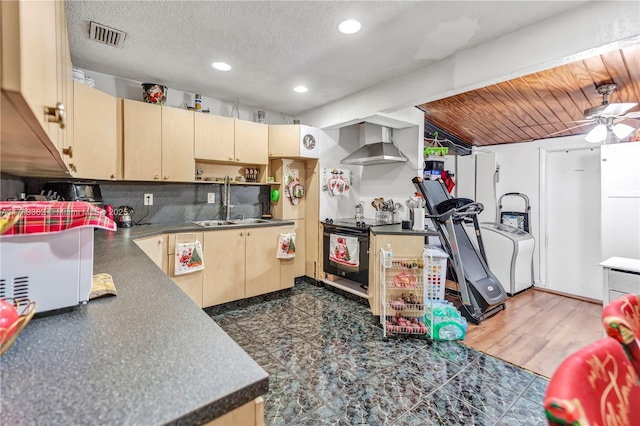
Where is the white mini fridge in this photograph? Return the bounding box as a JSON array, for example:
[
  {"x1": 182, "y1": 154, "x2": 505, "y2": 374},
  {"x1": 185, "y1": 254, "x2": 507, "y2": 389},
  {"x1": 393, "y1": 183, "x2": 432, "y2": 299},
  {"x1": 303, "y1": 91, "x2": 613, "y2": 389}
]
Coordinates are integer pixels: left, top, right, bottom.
[{"x1": 479, "y1": 223, "x2": 535, "y2": 296}]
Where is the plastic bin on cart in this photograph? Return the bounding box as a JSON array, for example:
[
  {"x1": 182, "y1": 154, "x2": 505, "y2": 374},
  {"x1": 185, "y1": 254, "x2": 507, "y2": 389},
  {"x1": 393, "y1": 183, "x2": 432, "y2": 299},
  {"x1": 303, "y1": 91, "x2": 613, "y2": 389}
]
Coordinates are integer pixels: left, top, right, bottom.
[{"x1": 423, "y1": 246, "x2": 448, "y2": 301}]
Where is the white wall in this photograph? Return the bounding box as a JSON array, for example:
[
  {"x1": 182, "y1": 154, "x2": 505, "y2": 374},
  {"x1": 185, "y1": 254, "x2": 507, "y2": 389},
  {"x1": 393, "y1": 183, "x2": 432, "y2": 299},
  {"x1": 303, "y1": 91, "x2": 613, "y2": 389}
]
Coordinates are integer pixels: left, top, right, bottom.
[
  {"x1": 77, "y1": 68, "x2": 289, "y2": 124},
  {"x1": 318, "y1": 107, "x2": 424, "y2": 221}
]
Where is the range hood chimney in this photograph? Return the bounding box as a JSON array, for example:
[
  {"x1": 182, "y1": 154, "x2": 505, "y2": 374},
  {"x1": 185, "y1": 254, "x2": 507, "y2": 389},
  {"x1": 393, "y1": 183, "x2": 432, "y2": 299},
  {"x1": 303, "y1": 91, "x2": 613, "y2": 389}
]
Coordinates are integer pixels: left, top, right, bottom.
[{"x1": 341, "y1": 123, "x2": 408, "y2": 166}]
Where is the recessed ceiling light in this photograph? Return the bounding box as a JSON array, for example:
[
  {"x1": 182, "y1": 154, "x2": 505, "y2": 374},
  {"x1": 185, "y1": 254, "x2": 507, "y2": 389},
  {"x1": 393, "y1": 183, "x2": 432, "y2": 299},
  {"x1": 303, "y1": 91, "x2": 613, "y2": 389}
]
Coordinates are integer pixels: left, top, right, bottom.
[
  {"x1": 293, "y1": 85, "x2": 308, "y2": 93},
  {"x1": 339, "y1": 19, "x2": 361, "y2": 34},
  {"x1": 211, "y1": 62, "x2": 231, "y2": 71}
]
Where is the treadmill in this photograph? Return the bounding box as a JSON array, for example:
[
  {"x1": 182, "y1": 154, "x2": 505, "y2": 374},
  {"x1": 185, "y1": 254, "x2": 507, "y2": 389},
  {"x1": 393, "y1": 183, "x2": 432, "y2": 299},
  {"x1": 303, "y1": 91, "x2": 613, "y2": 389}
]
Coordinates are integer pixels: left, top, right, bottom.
[{"x1": 413, "y1": 177, "x2": 507, "y2": 324}]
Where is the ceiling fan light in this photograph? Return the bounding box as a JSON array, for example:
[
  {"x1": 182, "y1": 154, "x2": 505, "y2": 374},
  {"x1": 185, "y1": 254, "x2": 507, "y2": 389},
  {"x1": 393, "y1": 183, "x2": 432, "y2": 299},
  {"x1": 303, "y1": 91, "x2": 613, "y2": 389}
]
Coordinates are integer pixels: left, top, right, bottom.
[
  {"x1": 585, "y1": 124, "x2": 607, "y2": 143},
  {"x1": 612, "y1": 123, "x2": 634, "y2": 139}
]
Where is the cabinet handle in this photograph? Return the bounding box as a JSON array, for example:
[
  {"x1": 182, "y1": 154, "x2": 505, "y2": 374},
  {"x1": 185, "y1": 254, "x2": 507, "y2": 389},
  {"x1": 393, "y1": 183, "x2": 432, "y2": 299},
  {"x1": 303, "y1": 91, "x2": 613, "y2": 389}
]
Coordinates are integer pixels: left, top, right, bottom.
[
  {"x1": 154, "y1": 175, "x2": 160, "y2": 180},
  {"x1": 248, "y1": 232, "x2": 252, "y2": 236},
  {"x1": 68, "y1": 163, "x2": 77, "y2": 172},
  {"x1": 240, "y1": 232, "x2": 245, "y2": 236},
  {"x1": 163, "y1": 176, "x2": 169, "y2": 180},
  {"x1": 236, "y1": 158, "x2": 240, "y2": 162},
  {"x1": 45, "y1": 102, "x2": 65, "y2": 129},
  {"x1": 110, "y1": 174, "x2": 116, "y2": 179},
  {"x1": 62, "y1": 146, "x2": 73, "y2": 158},
  {"x1": 228, "y1": 157, "x2": 233, "y2": 161}
]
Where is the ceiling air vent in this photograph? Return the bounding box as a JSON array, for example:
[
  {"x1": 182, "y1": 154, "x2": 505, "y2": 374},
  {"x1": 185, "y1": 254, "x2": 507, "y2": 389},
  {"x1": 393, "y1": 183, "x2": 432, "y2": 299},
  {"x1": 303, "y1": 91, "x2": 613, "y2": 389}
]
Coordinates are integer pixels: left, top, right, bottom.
[{"x1": 89, "y1": 21, "x2": 126, "y2": 47}]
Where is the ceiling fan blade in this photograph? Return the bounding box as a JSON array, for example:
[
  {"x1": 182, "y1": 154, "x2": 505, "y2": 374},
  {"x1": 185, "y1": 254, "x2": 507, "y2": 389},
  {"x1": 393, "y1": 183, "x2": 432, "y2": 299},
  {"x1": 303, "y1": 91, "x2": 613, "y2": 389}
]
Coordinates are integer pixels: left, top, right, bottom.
[
  {"x1": 622, "y1": 111, "x2": 640, "y2": 119},
  {"x1": 540, "y1": 122, "x2": 593, "y2": 138},
  {"x1": 600, "y1": 102, "x2": 638, "y2": 116}
]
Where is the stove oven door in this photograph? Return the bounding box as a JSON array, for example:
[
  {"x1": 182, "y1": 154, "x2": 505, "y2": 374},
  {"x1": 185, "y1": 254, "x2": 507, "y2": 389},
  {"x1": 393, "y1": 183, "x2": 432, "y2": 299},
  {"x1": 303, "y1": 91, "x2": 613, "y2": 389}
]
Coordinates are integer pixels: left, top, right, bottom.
[{"x1": 322, "y1": 226, "x2": 369, "y2": 287}]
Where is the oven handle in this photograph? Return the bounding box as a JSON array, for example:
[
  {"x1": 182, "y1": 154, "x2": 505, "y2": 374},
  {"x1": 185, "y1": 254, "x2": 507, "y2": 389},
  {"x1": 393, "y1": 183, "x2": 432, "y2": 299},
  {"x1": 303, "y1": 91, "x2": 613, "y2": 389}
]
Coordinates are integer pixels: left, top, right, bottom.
[{"x1": 323, "y1": 230, "x2": 369, "y2": 242}]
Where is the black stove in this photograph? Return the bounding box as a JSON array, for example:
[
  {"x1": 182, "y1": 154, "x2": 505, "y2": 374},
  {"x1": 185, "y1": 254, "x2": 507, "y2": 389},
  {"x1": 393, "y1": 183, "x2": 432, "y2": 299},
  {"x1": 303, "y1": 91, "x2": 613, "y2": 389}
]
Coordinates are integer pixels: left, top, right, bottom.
[{"x1": 323, "y1": 218, "x2": 377, "y2": 229}]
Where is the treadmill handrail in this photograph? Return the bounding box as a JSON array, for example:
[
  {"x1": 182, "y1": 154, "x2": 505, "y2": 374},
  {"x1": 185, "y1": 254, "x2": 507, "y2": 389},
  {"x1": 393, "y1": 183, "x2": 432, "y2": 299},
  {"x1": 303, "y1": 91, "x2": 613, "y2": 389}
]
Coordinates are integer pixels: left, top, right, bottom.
[{"x1": 426, "y1": 201, "x2": 484, "y2": 223}]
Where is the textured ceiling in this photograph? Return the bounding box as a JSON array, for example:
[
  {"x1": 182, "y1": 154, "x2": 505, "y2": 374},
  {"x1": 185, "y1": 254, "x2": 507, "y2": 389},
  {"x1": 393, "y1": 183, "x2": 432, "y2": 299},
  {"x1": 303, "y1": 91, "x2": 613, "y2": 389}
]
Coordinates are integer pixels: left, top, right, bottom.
[
  {"x1": 418, "y1": 44, "x2": 640, "y2": 146},
  {"x1": 65, "y1": 0, "x2": 589, "y2": 116}
]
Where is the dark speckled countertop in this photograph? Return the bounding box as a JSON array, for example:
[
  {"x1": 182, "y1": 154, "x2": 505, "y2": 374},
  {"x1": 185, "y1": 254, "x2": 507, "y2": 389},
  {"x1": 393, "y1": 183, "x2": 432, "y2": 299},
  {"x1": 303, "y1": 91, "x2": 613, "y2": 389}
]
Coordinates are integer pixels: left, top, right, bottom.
[{"x1": 0, "y1": 219, "x2": 292, "y2": 425}]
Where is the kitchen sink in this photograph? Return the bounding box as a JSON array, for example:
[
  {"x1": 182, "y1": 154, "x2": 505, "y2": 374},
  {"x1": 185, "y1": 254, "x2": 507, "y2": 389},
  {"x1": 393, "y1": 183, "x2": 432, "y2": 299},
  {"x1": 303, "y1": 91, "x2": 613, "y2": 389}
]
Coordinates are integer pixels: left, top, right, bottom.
[
  {"x1": 229, "y1": 218, "x2": 271, "y2": 224},
  {"x1": 192, "y1": 220, "x2": 235, "y2": 227},
  {"x1": 192, "y1": 218, "x2": 272, "y2": 227}
]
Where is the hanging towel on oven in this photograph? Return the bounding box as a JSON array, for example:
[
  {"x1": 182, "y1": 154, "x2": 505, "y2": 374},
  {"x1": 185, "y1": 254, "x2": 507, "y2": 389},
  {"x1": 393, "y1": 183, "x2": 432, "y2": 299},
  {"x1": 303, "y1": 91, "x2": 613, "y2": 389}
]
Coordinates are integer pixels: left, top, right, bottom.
[
  {"x1": 174, "y1": 240, "x2": 205, "y2": 275},
  {"x1": 277, "y1": 232, "x2": 296, "y2": 259},
  {"x1": 329, "y1": 234, "x2": 359, "y2": 271}
]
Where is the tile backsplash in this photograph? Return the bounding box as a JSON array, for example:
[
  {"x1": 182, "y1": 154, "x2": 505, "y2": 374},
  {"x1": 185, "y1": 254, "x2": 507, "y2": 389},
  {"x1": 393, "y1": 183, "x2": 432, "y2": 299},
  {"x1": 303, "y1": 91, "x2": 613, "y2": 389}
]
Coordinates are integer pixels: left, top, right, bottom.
[
  {"x1": 97, "y1": 181, "x2": 271, "y2": 224},
  {"x1": 2, "y1": 174, "x2": 271, "y2": 225}
]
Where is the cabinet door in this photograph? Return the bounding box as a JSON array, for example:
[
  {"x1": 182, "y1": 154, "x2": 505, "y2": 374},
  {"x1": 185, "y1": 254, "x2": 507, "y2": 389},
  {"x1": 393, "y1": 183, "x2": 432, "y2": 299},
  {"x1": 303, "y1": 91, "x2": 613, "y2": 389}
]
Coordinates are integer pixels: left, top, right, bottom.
[
  {"x1": 135, "y1": 235, "x2": 167, "y2": 273},
  {"x1": 73, "y1": 82, "x2": 118, "y2": 179},
  {"x1": 246, "y1": 226, "x2": 281, "y2": 298},
  {"x1": 195, "y1": 113, "x2": 235, "y2": 162},
  {"x1": 56, "y1": 0, "x2": 73, "y2": 160},
  {"x1": 268, "y1": 125, "x2": 299, "y2": 158},
  {"x1": 162, "y1": 106, "x2": 195, "y2": 182},
  {"x1": 123, "y1": 99, "x2": 162, "y2": 180},
  {"x1": 1, "y1": 0, "x2": 61, "y2": 149},
  {"x1": 280, "y1": 219, "x2": 305, "y2": 289},
  {"x1": 235, "y1": 120, "x2": 268, "y2": 165},
  {"x1": 202, "y1": 229, "x2": 246, "y2": 307}
]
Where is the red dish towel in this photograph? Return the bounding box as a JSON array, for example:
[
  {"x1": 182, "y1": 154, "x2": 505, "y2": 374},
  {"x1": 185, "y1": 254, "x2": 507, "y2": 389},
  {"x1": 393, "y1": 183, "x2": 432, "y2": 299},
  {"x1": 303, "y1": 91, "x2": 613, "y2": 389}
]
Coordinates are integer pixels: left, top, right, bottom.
[{"x1": 0, "y1": 201, "x2": 117, "y2": 236}]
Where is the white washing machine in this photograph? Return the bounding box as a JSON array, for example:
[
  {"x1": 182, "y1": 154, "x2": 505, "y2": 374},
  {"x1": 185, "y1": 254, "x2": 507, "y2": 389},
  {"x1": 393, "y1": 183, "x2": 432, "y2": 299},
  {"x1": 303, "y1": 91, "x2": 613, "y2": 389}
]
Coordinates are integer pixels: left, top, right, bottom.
[{"x1": 478, "y1": 222, "x2": 534, "y2": 296}]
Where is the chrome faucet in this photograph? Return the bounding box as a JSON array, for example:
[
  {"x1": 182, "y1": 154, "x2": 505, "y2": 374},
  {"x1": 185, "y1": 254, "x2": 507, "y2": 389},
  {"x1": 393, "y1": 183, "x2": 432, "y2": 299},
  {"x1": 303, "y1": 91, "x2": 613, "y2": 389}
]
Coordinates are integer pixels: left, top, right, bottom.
[{"x1": 223, "y1": 175, "x2": 235, "y2": 221}]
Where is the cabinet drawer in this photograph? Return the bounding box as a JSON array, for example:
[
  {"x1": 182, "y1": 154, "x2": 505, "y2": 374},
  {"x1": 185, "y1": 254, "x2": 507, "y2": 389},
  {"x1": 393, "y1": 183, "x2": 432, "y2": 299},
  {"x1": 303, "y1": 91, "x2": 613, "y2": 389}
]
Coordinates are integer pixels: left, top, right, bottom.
[{"x1": 609, "y1": 270, "x2": 640, "y2": 294}]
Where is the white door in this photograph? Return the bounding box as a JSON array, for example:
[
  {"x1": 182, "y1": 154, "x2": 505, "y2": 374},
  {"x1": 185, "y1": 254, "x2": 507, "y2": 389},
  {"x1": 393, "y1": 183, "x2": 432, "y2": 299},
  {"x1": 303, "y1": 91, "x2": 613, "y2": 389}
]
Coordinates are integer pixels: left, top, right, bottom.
[{"x1": 545, "y1": 147, "x2": 601, "y2": 300}]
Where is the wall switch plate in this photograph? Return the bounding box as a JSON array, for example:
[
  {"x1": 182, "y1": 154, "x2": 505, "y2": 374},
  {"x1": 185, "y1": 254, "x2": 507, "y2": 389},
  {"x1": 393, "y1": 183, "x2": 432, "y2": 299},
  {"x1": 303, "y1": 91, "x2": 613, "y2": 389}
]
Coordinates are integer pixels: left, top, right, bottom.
[
  {"x1": 207, "y1": 193, "x2": 215, "y2": 204},
  {"x1": 144, "y1": 193, "x2": 153, "y2": 206}
]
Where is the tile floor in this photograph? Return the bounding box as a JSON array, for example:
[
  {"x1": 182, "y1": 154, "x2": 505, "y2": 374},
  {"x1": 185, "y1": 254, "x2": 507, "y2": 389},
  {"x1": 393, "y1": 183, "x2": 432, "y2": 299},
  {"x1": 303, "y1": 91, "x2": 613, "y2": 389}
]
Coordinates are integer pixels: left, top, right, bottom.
[{"x1": 205, "y1": 280, "x2": 549, "y2": 425}]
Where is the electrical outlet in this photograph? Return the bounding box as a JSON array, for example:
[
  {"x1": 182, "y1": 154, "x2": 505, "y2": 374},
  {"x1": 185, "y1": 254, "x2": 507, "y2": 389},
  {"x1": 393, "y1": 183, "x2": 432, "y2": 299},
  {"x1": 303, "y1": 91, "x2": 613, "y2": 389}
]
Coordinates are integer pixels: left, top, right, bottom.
[
  {"x1": 144, "y1": 193, "x2": 153, "y2": 206},
  {"x1": 207, "y1": 193, "x2": 215, "y2": 204}
]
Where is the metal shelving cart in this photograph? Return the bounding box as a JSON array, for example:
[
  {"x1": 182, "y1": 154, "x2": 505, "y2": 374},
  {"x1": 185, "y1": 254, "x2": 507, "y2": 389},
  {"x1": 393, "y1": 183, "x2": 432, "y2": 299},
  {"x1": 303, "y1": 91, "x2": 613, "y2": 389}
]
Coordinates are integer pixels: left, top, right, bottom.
[{"x1": 380, "y1": 249, "x2": 428, "y2": 338}]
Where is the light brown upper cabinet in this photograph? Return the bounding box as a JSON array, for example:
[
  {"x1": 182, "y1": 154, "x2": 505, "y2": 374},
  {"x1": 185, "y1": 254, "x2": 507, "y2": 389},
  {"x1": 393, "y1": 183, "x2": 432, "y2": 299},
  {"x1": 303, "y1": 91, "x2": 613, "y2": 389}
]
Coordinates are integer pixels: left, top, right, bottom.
[
  {"x1": 269, "y1": 124, "x2": 319, "y2": 159},
  {"x1": 194, "y1": 113, "x2": 235, "y2": 162},
  {"x1": 161, "y1": 106, "x2": 195, "y2": 181},
  {"x1": 73, "y1": 82, "x2": 118, "y2": 180},
  {"x1": 235, "y1": 120, "x2": 269, "y2": 165},
  {"x1": 123, "y1": 100, "x2": 194, "y2": 182},
  {"x1": 1, "y1": 0, "x2": 73, "y2": 177}
]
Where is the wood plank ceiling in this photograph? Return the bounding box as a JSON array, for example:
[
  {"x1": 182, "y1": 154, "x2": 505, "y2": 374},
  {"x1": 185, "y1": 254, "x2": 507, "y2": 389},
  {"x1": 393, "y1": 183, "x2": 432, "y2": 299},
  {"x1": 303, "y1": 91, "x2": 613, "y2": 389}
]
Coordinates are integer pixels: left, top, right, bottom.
[{"x1": 417, "y1": 44, "x2": 640, "y2": 147}]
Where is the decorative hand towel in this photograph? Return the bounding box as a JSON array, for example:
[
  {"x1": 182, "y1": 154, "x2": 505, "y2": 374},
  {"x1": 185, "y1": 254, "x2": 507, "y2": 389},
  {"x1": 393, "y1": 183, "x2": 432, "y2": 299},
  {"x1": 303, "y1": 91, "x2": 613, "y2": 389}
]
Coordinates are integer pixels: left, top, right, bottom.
[
  {"x1": 329, "y1": 234, "x2": 359, "y2": 271},
  {"x1": 89, "y1": 273, "x2": 117, "y2": 300},
  {"x1": 174, "y1": 240, "x2": 205, "y2": 275},
  {"x1": 277, "y1": 232, "x2": 296, "y2": 259}
]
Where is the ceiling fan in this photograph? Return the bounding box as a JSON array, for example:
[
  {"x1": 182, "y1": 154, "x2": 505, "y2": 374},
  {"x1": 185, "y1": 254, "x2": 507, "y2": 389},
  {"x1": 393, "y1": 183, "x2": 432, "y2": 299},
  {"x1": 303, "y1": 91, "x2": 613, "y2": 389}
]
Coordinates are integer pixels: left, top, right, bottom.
[{"x1": 546, "y1": 83, "x2": 640, "y2": 143}]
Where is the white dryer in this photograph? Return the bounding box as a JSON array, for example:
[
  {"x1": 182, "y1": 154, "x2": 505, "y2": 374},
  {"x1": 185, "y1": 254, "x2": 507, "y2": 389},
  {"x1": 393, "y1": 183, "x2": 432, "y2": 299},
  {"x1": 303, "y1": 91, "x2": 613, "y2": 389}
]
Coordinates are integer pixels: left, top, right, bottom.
[{"x1": 479, "y1": 222, "x2": 534, "y2": 296}]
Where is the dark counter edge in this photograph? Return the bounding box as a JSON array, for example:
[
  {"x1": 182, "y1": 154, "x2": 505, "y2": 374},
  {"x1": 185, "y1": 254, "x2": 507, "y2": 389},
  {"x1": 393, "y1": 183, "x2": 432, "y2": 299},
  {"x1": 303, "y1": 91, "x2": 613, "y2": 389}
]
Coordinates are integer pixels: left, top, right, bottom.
[
  {"x1": 370, "y1": 223, "x2": 439, "y2": 237},
  {"x1": 116, "y1": 220, "x2": 293, "y2": 425}
]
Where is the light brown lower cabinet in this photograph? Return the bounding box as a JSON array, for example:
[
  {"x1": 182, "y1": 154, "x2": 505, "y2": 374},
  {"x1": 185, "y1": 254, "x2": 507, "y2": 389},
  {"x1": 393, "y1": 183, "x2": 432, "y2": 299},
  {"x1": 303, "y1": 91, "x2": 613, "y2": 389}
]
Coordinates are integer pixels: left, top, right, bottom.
[
  {"x1": 204, "y1": 397, "x2": 264, "y2": 426},
  {"x1": 368, "y1": 233, "x2": 424, "y2": 316},
  {"x1": 203, "y1": 228, "x2": 246, "y2": 307},
  {"x1": 134, "y1": 235, "x2": 167, "y2": 273},
  {"x1": 166, "y1": 232, "x2": 204, "y2": 307},
  {"x1": 203, "y1": 226, "x2": 281, "y2": 307}
]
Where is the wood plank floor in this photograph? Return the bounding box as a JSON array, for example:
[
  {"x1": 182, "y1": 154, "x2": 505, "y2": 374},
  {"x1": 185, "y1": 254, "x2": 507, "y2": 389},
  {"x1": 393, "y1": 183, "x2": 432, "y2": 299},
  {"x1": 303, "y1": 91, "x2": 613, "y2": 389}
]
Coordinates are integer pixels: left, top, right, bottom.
[{"x1": 451, "y1": 288, "x2": 603, "y2": 378}]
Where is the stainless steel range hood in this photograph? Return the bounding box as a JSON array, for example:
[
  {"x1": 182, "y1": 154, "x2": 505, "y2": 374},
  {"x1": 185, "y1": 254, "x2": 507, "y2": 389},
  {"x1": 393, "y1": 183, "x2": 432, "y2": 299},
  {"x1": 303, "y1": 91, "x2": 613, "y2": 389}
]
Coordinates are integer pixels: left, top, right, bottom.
[{"x1": 341, "y1": 123, "x2": 408, "y2": 166}]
